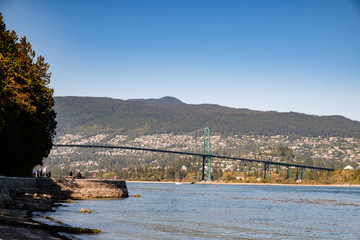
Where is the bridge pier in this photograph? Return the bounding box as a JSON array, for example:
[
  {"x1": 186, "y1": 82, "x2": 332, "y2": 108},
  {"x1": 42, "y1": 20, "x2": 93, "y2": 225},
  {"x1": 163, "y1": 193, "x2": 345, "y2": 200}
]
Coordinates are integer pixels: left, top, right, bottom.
[
  {"x1": 201, "y1": 156, "x2": 211, "y2": 181},
  {"x1": 287, "y1": 167, "x2": 292, "y2": 181},
  {"x1": 263, "y1": 163, "x2": 267, "y2": 179},
  {"x1": 202, "y1": 156, "x2": 205, "y2": 181},
  {"x1": 297, "y1": 168, "x2": 306, "y2": 180},
  {"x1": 296, "y1": 167, "x2": 299, "y2": 180},
  {"x1": 263, "y1": 163, "x2": 271, "y2": 179}
]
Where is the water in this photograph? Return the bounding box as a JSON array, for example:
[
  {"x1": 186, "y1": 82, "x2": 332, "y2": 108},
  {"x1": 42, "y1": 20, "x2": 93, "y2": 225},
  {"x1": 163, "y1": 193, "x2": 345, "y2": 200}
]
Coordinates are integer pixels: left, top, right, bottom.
[{"x1": 37, "y1": 183, "x2": 360, "y2": 239}]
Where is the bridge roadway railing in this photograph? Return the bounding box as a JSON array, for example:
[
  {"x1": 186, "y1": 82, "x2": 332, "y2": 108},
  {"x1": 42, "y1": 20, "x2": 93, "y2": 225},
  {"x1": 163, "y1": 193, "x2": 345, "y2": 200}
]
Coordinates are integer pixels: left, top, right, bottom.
[{"x1": 54, "y1": 144, "x2": 334, "y2": 172}]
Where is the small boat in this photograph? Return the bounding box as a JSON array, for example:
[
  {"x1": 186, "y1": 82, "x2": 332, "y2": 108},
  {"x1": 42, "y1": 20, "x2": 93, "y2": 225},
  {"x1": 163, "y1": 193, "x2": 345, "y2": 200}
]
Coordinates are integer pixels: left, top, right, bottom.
[{"x1": 175, "y1": 182, "x2": 182, "y2": 185}]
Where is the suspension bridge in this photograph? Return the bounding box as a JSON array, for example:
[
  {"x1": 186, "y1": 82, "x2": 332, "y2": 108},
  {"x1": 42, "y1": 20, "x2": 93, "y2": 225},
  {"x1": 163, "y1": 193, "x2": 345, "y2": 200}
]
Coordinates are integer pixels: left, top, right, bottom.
[{"x1": 54, "y1": 127, "x2": 334, "y2": 181}]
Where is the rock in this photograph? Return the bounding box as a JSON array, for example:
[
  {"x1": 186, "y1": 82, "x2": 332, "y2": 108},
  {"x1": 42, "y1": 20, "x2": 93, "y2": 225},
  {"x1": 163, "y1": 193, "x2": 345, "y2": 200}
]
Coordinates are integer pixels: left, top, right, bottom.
[
  {"x1": 133, "y1": 194, "x2": 141, "y2": 197},
  {"x1": 80, "y1": 208, "x2": 94, "y2": 213}
]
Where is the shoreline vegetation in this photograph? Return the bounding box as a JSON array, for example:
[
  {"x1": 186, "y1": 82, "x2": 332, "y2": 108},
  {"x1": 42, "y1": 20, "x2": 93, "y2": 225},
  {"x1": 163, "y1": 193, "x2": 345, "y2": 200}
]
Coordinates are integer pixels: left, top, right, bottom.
[{"x1": 98, "y1": 169, "x2": 360, "y2": 186}]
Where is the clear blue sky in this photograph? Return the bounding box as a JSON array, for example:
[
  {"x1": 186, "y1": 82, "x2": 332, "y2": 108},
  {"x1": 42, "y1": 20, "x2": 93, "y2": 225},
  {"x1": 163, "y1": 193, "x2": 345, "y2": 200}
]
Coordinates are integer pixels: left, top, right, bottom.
[{"x1": 2, "y1": 0, "x2": 360, "y2": 121}]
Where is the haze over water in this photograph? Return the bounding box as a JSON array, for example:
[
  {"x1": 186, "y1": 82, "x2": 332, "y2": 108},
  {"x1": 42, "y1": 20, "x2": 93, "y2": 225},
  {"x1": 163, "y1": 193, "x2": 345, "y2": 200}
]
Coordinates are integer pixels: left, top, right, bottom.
[{"x1": 40, "y1": 183, "x2": 360, "y2": 239}]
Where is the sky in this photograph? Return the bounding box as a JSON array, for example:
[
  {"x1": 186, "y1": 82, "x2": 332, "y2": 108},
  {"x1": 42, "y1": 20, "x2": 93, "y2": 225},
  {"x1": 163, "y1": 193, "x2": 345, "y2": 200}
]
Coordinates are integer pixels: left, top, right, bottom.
[{"x1": 1, "y1": 0, "x2": 360, "y2": 121}]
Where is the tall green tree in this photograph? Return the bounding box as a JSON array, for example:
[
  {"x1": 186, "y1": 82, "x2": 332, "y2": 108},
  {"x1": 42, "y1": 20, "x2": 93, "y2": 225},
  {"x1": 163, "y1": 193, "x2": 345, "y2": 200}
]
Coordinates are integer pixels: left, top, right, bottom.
[{"x1": 0, "y1": 13, "x2": 56, "y2": 176}]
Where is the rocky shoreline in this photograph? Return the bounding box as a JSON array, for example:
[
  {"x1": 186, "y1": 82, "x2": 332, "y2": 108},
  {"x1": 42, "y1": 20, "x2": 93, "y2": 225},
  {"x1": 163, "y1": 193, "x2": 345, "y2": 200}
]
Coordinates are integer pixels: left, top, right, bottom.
[{"x1": 0, "y1": 177, "x2": 128, "y2": 239}]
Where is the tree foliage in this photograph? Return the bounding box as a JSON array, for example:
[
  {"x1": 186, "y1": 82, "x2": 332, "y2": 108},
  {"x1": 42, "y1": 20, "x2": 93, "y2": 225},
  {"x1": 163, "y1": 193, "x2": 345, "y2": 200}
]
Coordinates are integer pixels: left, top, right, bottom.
[
  {"x1": 275, "y1": 146, "x2": 295, "y2": 161},
  {"x1": 0, "y1": 13, "x2": 56, "y2": 176}
]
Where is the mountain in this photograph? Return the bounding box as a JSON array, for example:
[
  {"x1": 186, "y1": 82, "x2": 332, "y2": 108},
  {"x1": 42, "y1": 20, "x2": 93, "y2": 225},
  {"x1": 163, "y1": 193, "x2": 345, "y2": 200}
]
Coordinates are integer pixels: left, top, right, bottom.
[
  {"x1": 131, "y1": 96, "x2": 185, "y2": 105},
  {"x1": 53, "y1": 96, "x2": 360, "y2": 138}
]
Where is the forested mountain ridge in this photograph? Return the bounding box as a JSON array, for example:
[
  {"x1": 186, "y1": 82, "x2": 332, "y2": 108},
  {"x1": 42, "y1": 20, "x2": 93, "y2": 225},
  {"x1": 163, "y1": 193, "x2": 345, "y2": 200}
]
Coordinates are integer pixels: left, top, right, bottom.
[{"x1": 54, "y1": 96, "x2": 360, "y2": 138}]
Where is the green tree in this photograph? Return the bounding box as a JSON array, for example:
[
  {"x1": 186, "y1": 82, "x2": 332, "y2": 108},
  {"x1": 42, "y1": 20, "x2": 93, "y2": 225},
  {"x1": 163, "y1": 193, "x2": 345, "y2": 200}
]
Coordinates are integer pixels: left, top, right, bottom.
[
  {"x1": 0, "y1": 14, "x2": 56, "y2": 176},
  {"x1": 276, "y1": 146, "x2": 295, "y2": 161}
]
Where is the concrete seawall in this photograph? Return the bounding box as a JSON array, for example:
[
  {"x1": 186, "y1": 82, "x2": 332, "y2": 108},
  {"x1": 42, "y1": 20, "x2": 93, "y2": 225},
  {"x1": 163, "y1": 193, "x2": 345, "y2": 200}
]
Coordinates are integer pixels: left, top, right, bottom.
[{"x1": 0, "y1": 176, "x2": 37, "y2": 201}]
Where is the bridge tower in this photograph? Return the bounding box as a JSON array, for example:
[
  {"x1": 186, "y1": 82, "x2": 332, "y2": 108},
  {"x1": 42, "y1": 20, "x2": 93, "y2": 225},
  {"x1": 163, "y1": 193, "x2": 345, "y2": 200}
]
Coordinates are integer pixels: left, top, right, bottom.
[{"x1": 202, "y1": 127, "x2": 211, "y2": 181}]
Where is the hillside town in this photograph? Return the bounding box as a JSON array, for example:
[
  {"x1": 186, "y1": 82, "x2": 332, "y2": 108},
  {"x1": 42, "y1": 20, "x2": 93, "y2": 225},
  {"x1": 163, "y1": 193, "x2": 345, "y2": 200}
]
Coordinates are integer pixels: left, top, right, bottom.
[{"x1": 48, "y1": 133, "x2": 360, "y2": 172}]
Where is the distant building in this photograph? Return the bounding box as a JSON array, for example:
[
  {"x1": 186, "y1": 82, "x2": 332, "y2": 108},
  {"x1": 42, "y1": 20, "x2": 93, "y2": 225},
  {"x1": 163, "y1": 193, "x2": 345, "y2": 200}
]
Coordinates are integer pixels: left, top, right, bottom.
[
  {"x1": 180, "y1": 165, "x2": 188, "y2": 171},
  {"x1": 344, "y1": 165, "x2": 354, "y2": 170}
]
